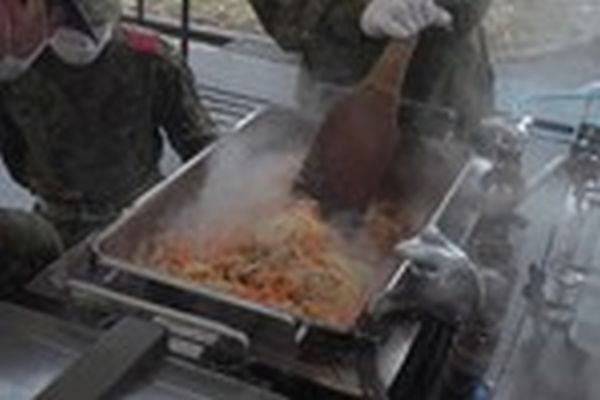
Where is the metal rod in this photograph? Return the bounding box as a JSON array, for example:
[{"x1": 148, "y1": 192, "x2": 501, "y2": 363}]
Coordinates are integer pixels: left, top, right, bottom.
[
  {"x1": 67, "y1": 279, "x2": 250, "y2": 350},
  {"x1": 492, "y1": 223, "x2": 558, "y2": 394},
  {"x1": 532, "y1": 118, "x2": 575, "y2": 136},
  {"x1": 181, "y1": 0, "x2": 191, "y2": 59},
  {"x1": 428, "y1": 159, "x2": 474, "y2": 229},
  {"x1": 541, "y1": 225, "x2": 558, "y2": 269},
  {"x1": 384, "y1": 159, "x2": 481, "y2": 293},
  {"x1": 520, "y1": 154, "x2": 570, "y2": 205},
  {"x1": 121, "y1": 15, "x2": 266, "y2": 47},
  {"x1": 136, "y1": 0, "x2": 145, "y2": 22}
]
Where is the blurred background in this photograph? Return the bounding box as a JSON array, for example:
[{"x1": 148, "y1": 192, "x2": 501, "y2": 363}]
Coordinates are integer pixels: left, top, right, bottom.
[{"x1": 119, "y1": 0, "x2": 600, "y2": 60}]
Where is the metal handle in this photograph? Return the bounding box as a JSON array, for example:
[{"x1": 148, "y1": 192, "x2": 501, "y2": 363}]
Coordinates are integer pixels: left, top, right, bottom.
[
  {"x1": 364, "y1": 38, "x2": 418, "y2": 102},
  {"x1": 36, "y1": 316, "x2": 166, "y2": 400},
  {"x1": 67, "y1": 279, "x2": 250, "y2": 353},
  {"x1": 531, "y1": 117, "x2": 576, "y2": 135}
]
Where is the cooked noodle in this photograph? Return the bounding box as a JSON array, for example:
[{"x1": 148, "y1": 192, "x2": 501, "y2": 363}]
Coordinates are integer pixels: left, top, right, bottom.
[{"x1": 136, "y1": 199, "x2": 414, "y2": 325}]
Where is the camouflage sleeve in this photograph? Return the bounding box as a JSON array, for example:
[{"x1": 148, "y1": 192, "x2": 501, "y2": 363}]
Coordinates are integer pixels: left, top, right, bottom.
[
  {"x1": 248, "y1": 0, "x2": 490, "y2": 85},
  {"x1": 248, "y1": 0, "x2": 371, "y2": 52},
  {"x1": 0, "y1": 209, "x2": 62, "y2": 259},
  {"x1": 154, "y1": 43, "x2": 217, "y2": 161},
  {"x1": 0, "y1": 208, "x2": 62, "y2": 296},
  {"x1": 249, "y1": 0, "x2": 491, "y2": 48},
  {"x1": 438, "y1": 0, "x2": 493, "y2": 35}
]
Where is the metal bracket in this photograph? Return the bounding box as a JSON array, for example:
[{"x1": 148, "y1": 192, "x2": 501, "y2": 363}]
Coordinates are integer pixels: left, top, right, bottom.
[{"x1": 66, "y1": 279, "x2": 250, "y2": 359}]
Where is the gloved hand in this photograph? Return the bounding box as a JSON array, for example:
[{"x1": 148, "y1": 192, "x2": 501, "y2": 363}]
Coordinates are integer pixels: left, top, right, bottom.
[
  {"x1": 372, "y1": 226, "x2": 482, "y2": 326},
  {"x1": 360, "y1": 0, "x2": 452, "y2": 39}
]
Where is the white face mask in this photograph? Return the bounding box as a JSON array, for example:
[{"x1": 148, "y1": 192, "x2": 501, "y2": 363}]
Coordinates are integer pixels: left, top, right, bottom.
[
  {"x1": 0, "y1": 43, "x2": 46, "y2": 81},
  {"x1": 50, "y1": 23, "x2": 114, "y2": 66}
]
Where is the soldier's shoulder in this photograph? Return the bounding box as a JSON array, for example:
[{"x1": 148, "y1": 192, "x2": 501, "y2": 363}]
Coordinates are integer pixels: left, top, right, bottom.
[
  {"x1": 121, "y1": 26, "x2": 171, "y2": 57},
  {"x1": 115, "y1": 26, "x2": 188, "y2": 78}
]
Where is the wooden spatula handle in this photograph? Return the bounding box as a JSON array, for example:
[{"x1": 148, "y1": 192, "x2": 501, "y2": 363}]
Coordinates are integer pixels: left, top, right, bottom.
[{"x1": 363, "y1": 38, "x2": 418, "y2": 101}]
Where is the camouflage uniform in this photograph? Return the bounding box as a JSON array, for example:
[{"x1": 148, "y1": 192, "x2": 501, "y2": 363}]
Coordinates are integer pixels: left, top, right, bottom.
[
  {"x1": 0, "y1": 208, "x2": 62, "y2": 298},
  {"x1": 249, "y1": 0, "x2": 494, "y2": 138},
  {"x1": 0, "y1": 27, "x2": 216, "y2": 246}
]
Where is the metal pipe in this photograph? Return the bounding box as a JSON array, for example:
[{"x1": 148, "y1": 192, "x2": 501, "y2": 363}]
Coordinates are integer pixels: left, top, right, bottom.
[
  {"x1": 181, "y1": 0, "x2": 191, "y2": 59},
  {"x1": 67, "y1": 279, "x2": 250, "y2": 351},
  {"x1": 136, "y1": 0, "x2": 145, "y2": 22},
  {"x1": 121, "y1": 15, "x2": 264, "y2": 47},
  {"x1": 519, "y1": 154, "x2": 570, "y2": 204}
]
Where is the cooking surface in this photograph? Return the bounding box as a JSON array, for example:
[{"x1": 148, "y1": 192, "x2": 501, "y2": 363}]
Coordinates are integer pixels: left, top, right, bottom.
[{"x1": 92, "y1": 106, "x2": 469, "y2": 337}]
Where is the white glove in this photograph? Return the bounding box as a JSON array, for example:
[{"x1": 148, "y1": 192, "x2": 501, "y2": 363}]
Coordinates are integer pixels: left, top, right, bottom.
[
  {"x1": 360, "y1": 0, "x2": 452, "y2": 39},
  {"x1": 373, "y1": 226, "x2": 482, "y2": 326},
  {"x1": 394, "y1": 225, "x2": 466, "y2": 268}
]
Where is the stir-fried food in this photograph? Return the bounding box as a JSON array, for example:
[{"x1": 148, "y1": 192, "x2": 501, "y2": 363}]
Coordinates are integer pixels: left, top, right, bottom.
[{"x1": 136, "y1": 199, "x2": 415, "y2": 326}]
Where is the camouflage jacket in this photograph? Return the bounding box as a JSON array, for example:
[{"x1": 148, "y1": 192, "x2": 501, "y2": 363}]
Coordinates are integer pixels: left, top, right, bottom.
[
  {"x1": 0, "y1": 27, "x2": 216, "y2": 211},
  {"x1": 249, "y1": 0, "x2": 494, "y2": 136}
]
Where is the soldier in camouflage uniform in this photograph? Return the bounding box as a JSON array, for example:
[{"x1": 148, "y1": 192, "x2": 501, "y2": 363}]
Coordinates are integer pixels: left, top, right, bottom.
[
  {"x1": 0, "y1": 0, "x2": 63, "y2": 297},
  {"x1": 0, "y1": 0, "x2": 217, "y2": 247},
  {"x1": 249, "y1": 0, "x2": 494, "y2": 139}
]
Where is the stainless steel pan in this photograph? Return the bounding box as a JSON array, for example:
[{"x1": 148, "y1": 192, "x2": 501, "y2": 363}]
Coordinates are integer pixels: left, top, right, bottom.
[{"x1": 90, "y1": 106, "x2": 481, "y2": 347}]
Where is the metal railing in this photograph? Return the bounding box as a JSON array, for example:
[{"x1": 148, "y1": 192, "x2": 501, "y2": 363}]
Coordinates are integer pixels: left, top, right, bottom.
[{"x1": 124, "y1": 0, "x2": 254, "y2": 58}]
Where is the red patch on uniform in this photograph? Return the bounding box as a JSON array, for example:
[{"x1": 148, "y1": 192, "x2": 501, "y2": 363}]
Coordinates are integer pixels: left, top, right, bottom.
[{"x1": 123, "y1": 28, "x2": 162, "y2": 55}]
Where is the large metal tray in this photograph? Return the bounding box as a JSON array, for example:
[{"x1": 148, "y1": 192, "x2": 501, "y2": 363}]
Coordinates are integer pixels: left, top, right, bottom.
[{"x1": 90, "y1": 107, "x2": 482, "y2": 347}]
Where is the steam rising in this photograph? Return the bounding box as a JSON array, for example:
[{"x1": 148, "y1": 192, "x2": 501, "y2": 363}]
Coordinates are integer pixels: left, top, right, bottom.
[
  {"x1": 499, "y1": 332, "x2": 600, "y2": 400},
  {"x1": 157, "y1": 118, "x2": 382, "y2": 306},
  {"x1": 172, "y1": 131, "x2": 306, "y2": 244}
]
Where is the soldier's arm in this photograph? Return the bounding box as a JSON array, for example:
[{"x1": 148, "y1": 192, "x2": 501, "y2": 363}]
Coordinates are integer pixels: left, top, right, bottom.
[
  {"x1": 249, "y1": 0, "x2": 491, "y2": 50},
  {"x1": 248, "y1": 0, "x2": 372, "y2": 52},
  {"x1": 150, "y1": 38, "x2": 217, "y2": 161},
  {"x1": 437, "y1": 0, "x2": 493, "y2": 35}
]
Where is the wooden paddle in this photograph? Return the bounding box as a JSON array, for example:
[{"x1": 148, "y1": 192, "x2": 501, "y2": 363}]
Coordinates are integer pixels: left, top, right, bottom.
[{"x1": 298, "y1": 38, "x2": 418, "y2": 213}]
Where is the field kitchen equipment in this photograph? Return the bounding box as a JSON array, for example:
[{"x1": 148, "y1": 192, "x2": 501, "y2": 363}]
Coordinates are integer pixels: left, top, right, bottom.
[{"x1": 23, "y1": 104, "x2": 487, "y2": 399}]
